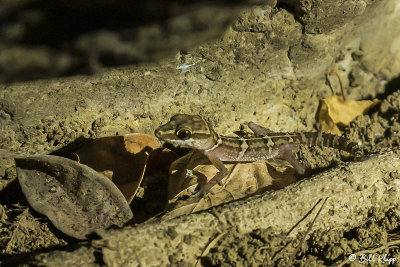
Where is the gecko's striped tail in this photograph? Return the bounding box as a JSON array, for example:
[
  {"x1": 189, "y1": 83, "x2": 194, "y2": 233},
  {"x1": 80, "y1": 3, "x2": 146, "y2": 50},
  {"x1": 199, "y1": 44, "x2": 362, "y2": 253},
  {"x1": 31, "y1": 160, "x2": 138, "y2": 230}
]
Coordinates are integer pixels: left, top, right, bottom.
[
  {"x1": 296, "y1": 132, "x2": 363, "y2": 157},
  {"x1": 264, "y1": 132, "x2": 363, "y2": 157},
  {"x1": 247, "y1": 122, "x2": 363, "y2": 157}
]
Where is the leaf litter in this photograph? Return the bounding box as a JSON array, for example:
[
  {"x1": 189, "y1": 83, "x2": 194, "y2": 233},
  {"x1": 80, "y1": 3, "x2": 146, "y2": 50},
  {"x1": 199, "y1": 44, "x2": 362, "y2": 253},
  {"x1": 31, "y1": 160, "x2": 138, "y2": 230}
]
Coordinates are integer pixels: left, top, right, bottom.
[
  {"x1": 69, "y1": 133, "x2": 159, "y2": 203},
  {"x1": 318, "y1": 70, "x2": 380, "y2": 135},
  {"x1": 0, "y1": 205, "x2": 67, "y2": 255},
  {"x1": 16, "y1": 155, "x2": 134, "y2": 239},
  {"x1": 318, "y1": 95, "x2": 379, "y2": 135},
  {"x1": 1, "y1": 132, "x2": 173, "y2": 257},
  {"x1": 162, "y1": 147, "x2": 299, "y2": 220},
  {"x1": 3, "y1": 85, "x2": 399, "y2": 265},
  {"x1": 10, "y1": 132, "x2": 178, "y2": 241}
]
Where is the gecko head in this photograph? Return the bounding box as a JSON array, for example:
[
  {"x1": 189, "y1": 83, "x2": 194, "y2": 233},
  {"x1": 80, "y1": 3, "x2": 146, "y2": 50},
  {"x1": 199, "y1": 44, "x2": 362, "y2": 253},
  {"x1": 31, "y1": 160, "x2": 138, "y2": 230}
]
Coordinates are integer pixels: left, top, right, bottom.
[{"x1": 154, "y1": 114, "x2": 216, "y2": 149}]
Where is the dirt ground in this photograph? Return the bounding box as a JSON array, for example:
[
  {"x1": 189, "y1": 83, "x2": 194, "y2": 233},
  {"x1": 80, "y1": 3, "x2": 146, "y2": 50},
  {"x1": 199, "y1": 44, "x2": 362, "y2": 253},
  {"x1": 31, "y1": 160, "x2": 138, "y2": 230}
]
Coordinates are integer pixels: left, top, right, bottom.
[
  {"x1": 1, "y1": 1, "x2": 400, "y2": 266},
  {"x1": 1, "y1": 89, "x2": 400, "y2": 266},
  {"x1": 203, "y1": 90, "x2": 400, "y2": 266}
]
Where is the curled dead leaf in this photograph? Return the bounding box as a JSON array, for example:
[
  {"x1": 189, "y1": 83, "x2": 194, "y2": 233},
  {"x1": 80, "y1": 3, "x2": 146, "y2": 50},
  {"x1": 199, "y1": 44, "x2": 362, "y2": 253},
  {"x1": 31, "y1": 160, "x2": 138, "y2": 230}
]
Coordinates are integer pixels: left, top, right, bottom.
[
  {"x1": 70, "y1": 133, "x2": 158, "y2": 204},
  {"x1": 163, "y1": 151, "x2": 299, "y2": 220},
  {"x1": 318, "y1": 95, "x2": 379, "y2": 135},
  {"x1": 100, "y1": 170, "x2": 114, "y2": 180},
  {"x1": 124, "y1": 134, "x2": 158, "y2": 154},
  {"x1": 146, "y1": 148, "x2": 179, "y2": 176},
  {"x1": 16, "y1": 155, "x2": 133, "y2": 239}
]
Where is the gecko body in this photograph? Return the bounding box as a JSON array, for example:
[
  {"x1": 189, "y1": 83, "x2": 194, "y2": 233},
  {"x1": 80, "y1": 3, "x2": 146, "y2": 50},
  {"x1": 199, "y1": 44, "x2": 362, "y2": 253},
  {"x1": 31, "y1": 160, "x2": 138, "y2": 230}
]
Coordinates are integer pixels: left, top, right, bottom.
[{"x1": 155, "y1": 114, "x2": 362, "y2": 196}]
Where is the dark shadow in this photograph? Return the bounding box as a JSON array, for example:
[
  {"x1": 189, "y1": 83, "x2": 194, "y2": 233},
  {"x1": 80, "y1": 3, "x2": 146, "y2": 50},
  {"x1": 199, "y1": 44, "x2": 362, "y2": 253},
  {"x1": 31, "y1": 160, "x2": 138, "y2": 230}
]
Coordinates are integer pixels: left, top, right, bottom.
[
  {"x1": 0, "y1": 241, "x2": 90, "y2": 266},
  {"x1": 1, "y1": 0, "x2": 254, "y2": 84},
  {"x1": 0, "y1": 179, "x2": 27, "y2": 206},
  {"x1": 163, "y1": 142, "x2": 191, "y2": 157},
  {"x1": 50, "y1": 136, "x2": 92, "y2": 157},
  {"x1": 130, "y1": 171, "x2": 169, "y2": 224},
  {"x1": 376, "y1": 74, "x2": 400, "y2": 100}
]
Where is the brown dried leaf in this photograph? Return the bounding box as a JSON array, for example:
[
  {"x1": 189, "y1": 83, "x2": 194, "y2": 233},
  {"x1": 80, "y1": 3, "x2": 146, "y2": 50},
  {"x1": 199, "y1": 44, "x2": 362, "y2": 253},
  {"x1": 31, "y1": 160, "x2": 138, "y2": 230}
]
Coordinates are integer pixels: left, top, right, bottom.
[
  {"x1": 72, "y1": 133, "x2": 158, "y2": 203},
  {"x1": 163, "y1": 151, "x2": 298, "y2": 220},
  {"x1": 318, "y1": 95, "x2": 379, "y2": 135},
  {"x1": 167, "y1": 151, "x2": 209, "y2": 200},
  {"x1": 100, "y1": 170, "x2": 114, "y2": 180},
  {"x1": 16, "y1": 155, "x2": 133, "y2": 239},
  {"x1": 146, "y1": 148, "x2": 179, "y2": 176}
]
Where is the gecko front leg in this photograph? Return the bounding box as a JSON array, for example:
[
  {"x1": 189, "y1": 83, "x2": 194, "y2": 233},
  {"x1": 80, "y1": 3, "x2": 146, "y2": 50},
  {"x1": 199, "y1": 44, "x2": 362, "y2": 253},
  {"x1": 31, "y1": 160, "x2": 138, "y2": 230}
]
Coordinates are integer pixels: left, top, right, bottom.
[{"x1": 193, "y1": 150, "x2": 228, "y2": 197}]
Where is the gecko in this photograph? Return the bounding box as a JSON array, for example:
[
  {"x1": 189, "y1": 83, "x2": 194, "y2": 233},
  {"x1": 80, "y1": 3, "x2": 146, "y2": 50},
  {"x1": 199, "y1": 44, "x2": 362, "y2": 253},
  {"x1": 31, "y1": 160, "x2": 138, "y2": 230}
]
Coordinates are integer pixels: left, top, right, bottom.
[{"x1": 154, "y1": 114, "x2": 363, "y2": 196}]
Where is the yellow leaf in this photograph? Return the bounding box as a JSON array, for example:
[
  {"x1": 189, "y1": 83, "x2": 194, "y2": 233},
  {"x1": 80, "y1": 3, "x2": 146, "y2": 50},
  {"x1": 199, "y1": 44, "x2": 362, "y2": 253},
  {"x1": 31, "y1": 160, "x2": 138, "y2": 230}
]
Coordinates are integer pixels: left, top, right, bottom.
[{"x1": 318, "y1": 95, "x2": 379, "y2": 135}]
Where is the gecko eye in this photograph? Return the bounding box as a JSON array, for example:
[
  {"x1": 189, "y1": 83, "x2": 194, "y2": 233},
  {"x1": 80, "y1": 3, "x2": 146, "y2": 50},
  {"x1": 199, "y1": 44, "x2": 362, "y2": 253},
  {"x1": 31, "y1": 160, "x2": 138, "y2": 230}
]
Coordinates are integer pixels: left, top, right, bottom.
[{"x1": 176, "y1": 128, "x2": 192, "y2": 140}]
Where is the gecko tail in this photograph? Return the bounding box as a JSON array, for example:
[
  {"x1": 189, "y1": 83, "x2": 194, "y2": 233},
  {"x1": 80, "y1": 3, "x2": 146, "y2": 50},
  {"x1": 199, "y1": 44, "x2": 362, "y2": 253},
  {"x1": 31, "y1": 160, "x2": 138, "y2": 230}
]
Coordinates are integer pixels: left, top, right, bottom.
[{"x1": 300, "y1": 132, "x2": 363, "y2": 157}]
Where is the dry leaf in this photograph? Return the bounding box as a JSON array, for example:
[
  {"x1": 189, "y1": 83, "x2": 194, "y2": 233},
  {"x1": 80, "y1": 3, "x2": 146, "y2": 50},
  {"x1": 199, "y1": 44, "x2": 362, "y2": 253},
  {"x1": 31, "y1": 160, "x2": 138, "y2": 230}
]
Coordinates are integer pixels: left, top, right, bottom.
[
  {"x1": 318, "y1": 95, "x2": 379, "y2": 135},
  {"x1": 16, "y1": 155, "x2": 133, "y2": 239},
  {"x1": 146, "y1": 148, "x2": 179, "y2": 176},
  {"x1": 167, "y1": 151, "x2": 209, "y2": 200},
  {"x1": 163, "y1": 150, "x2": 299, "y2": 220},
  {"x1": 71, "y1": 133, "x2": 158, "y2": 203},
  {"x1": 100, "y1": 170, "x2": 114, "y2": 180}
]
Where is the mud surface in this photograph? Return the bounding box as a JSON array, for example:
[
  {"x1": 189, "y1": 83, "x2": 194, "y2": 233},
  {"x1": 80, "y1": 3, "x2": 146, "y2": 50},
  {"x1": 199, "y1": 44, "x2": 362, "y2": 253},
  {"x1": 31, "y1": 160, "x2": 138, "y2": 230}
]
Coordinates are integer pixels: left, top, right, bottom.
[
  {"x1": 1, "y1": 0, "x2": 400, "y2": 266},
  {"x1": 204, "y1": 207, "x2": 400, "y2": 266}
]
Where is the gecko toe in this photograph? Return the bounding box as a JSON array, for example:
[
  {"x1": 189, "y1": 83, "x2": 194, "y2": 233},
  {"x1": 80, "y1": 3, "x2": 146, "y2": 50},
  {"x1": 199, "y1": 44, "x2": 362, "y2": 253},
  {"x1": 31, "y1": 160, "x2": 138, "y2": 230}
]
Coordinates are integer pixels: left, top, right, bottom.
[
  {"x1": 191, "y1": 190, "x2": 203, "y2": 198},
  {"x1": 191, "y1": 187, "x2": 210, "y2": 198},
  {"x1": 297, "y1": 165, "x2": 306, "y2": 175}
]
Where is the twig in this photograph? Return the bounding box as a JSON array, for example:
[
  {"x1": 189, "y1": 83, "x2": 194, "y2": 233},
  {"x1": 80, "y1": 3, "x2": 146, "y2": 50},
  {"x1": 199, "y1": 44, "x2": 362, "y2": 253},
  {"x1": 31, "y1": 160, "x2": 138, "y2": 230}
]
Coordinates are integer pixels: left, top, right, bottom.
[
  {"x1": 272, "y1": 198, "x2": 323, "y2": 262},
  {"x1": 288, "y1": 197, "x2": 329, "y2": 265},
  {"x1": 286, "y1": 198, "x2": 323, "y2": 236},
  {"x1": 5, "y1": 209, "x2": 29, "y2": 253},
  {"x1": 68, "y1": 152, "x2": 81, "y2": 163},
  {"x1": 329, "y1": 69, "x2": 346, "y2": 101},
  {"x1": 195, "y1": 231, "x2": 227, "y2": 267}
]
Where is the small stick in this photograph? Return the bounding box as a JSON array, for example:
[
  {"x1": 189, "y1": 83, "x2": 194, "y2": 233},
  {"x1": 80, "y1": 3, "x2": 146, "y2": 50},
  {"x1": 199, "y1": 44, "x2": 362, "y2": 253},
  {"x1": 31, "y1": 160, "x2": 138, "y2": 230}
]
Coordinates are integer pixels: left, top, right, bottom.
[
  {"x1": 288, "y1": 197, "x2": 329, "y2": 265},
  {"x1": 195, "y1": 231, "x2": 227, "y2": 267},
  {"x1": 5, "y1": 209, "x2": 29, "y2": 253},
  {"x1": 68, "y1": 152, "x2": 81, "y2": 163},
  {"x1": 287, "y1": 198, "x2": 323, "y2": 236},
  {"x1": 329, "y1": 69, "x2": 346, "y2": 101},
  {"x1": 271, "y1": 198, "x2": 323, "y2": 262}
]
